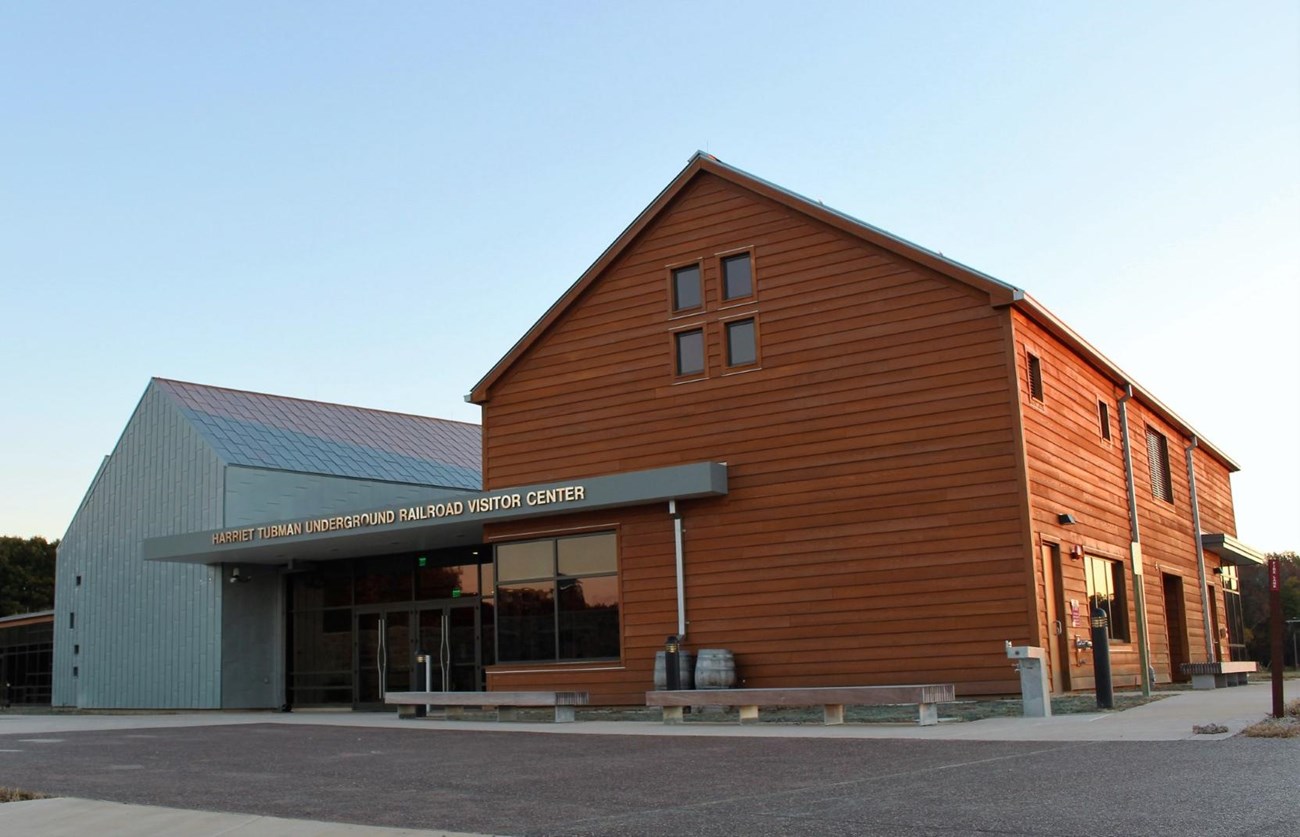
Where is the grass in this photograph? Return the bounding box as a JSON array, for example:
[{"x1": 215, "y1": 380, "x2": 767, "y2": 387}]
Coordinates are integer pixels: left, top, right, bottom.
[
  {"x1": 0, "y1": 787, "x2": 48, "y2": 803},
  {"x1": 1240, "y1": 698, "x2": 1300, "y2": 739}
]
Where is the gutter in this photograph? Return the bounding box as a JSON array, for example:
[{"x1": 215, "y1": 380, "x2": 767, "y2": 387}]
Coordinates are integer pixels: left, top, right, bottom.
[
  {"x1": 1118, "y1": 384, "x2": 1154, "y2": 697},
  {"x1": 1185, "y1": 437, "x2": 1215, "y2": 661},
  {"x1": 669, "y1": 500, "x2": 687, "y2": 640}
]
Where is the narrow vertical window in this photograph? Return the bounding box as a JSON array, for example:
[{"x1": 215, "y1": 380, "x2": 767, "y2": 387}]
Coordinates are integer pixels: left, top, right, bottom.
[
  {"x1": 725, "y1": 318, "x2": 757, "y2": 368},
  {"x1": 1145, "y1": 425, "x2": 1173, "y2": 502},
  {"x1": 671, "y1": 264, "x2": 701, "y2": 312},
  {"x1": 674, "y1": 329, "x2": 704, "y2": 376},
  {"x1": 1027, "y1": 353, "x2": 1044, "y2": 402},
  {"x1": 68, "y1": 612, "x2": 75, "y2": 629},
  {"x1": 721, "y1": 252, "x2": 753, "y2": 300},
  {"x1": 1098, "y1": 400, "x2": 1111, "y2": 440}
]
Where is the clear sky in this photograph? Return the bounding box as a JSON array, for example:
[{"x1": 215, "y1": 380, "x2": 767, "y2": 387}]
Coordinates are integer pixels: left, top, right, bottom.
[{"x1": 2, "y1": 2, "x2": 1297, "y2": 552}]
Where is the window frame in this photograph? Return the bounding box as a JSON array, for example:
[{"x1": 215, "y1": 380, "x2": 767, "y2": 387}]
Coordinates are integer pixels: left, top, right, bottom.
[
  {"x1": 718, "y1": 247, "x2": 756, "y2": 307},
  {"x1": 1145, "y1": 425, "x2": 1174, "y2": 503},
  {"x1": 1097, "y1": 399, "x2": 1112, "y2": 441},
  {"x1": 492, "y1": 531, "x2": 621, "y2": 664},
  {"x1": 670, "y1": 324, "x2": 707, "y2": 380},
  {"x1": 720, "y1": 313, "x2": 761, "y2": 372},
  {"x1": 667, "y1": 260, "x2": 704, "y2": 316},
  {"x1": 1027, "y1": 351, "x2": 1044, "y2": 403},
  {"x1": 1084, "y1": 554, "x2": 1131, "y2": 642}
]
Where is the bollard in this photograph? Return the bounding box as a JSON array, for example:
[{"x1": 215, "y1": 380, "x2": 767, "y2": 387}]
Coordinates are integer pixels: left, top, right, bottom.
[
  {"x1": 664, "y1": 635, "x2": 681, "y2": 691},
  {"x1": 413, "y1": 652, "x2": 430, "y2": 717},
  {"x1": 1091, "y1": 607, "x2": 1114, "y2": 709}
]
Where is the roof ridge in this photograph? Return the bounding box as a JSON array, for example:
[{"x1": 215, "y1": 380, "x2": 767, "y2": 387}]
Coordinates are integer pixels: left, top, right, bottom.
[{"x1": 151, "y1": 377, "x2": 479, "y2": 428}]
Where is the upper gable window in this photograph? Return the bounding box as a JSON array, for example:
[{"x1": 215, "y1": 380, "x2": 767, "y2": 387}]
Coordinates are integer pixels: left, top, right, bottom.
[
  {"x1": 721, "y1": 253, "x2": 753, "y2": 301},
  {"x1": 671, "y1": 264, "x2": 702, "y2": 313},
  {"x1": 725, "y1": 317, "x2": 758, "y2": 368},
  {"x1": 1145, "y1": 425, "x2": 1174, "y2": 503},
  {"x1": 674, "y1": 328, "x2": 705, "y2": 377},
  {"x1": 1027, "y1": 352, "x2": 1044, "y2": 403}
]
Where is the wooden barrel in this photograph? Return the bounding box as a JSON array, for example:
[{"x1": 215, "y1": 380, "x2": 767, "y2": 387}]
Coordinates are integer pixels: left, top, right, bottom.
[
  {"x1": 694, "y1": 648, "x2": 736, "y2": 689},
  {"x1": 653, "y1": 650, "x2": 695, "y2": 690}
]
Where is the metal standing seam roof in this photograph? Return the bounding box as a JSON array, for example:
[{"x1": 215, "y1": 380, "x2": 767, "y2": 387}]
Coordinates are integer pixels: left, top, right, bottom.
[{"x1": 152, "y1": 378, "x2": 481, "y2": 489}]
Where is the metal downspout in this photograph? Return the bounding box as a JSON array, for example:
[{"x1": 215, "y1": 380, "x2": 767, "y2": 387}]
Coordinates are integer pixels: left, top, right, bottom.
[
  {"x1": 669, "y1": 500, "x2": 686, "y2": 639},
  {"x1": 1118, "y1": 385, "x2": 1153, "y2": 696},
  {"x1": 1185, "y1": 437, "x2": 1215, "y2": 661}
]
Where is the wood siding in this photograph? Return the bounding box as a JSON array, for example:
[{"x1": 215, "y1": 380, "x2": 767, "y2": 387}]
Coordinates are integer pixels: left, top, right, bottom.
[
  {"x1": 480, "y1": 172, "x2": 1030, "y2": 702},
  {"x1": 1010, "y1": 310, "x2": 1240, "y2": 690}
]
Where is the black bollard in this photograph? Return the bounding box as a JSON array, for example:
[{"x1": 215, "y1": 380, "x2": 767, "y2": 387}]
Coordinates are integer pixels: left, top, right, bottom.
[
  {"x1": 665, "y1": 635, "x2": 681, "y2": 691},
  {"x1": 412, "y1": 652, "x2": 430, "y2": 717},
  {"x1": 1091, "y1": 607, "x2": 1114, "y2": 709}
]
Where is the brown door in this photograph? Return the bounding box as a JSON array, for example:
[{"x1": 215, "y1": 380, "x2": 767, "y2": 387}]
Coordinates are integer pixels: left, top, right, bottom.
[
  {"x1": 1163, "y1": 574, "x2": 1189, "y2": 681},
  {"x1": 1043, "y1": 543, "x2": 1071, "y2": 692}
]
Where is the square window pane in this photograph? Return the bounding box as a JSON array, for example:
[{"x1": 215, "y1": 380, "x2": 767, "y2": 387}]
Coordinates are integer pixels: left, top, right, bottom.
[
  {"x1": 558, "y1": 533, "x2": 617, "y2": 576},
  {"x1": 558, "y1": 576, "x2": 620, "y2": 659},
  {"x1": 722, "y1": 253, "x2": 752, "y2": 299},
  {"x1": 497, "y1": 582, "x2": 556, "y2": 662},
  {"x1": 672, "y1": 265, "x2": 701, "y2": 310},
  {"x1": 676, "y1": 329, "x2": 704, "y2": 375},
  {"x1": 496, "y1": 540, "x2": 554, "y2": 582},
  {"x1": 726, "y1": 318, "x2": 756, "y2": 367}
]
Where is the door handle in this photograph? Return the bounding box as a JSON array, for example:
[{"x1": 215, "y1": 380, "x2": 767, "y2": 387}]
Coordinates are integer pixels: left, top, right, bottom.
[
  {"x1": 1053, "y1": 620, "x2": 1063, "y2": 636},
  {"x1": 378, "y1": 617, "x2": 386, "y2": 697},
  {"x1": 441, "y1": 611, "x2": 451, "y2": 691}
]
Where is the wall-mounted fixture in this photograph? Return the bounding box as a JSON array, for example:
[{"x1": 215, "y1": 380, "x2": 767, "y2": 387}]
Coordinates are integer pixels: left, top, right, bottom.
[
  {"x1": 1211, "y1": 567, "x2": 1224, "y2": 575},
  {"x1": 1058, "y1": 513, "x2": 1077, "y2": 525},
  {"x1": 1069, "y1": 545, "x2": 1085, "y2": 560},
  {"x1": 229, "y1": 567, "x2": 251, "y2": 584}
]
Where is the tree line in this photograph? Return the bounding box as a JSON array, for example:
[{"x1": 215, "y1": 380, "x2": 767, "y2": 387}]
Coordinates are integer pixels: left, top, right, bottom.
[
  {"x1": 0, "y1": 536, "x2": 57, "y2": 617},
  {"x1": 1239, "y1": 551, "x2": 1300, "y2": 668}
]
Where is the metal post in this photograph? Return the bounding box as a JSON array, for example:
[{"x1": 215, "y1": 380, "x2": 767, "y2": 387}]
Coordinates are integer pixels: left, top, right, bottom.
[
  {"x1": 1270, "y1": 559, "x2": 1283, "y2": 718},
  {"x1": 413, "y1": 652, "x2": 429, "y2": 718},
  {"x1": 1091, "y1": 607, "x2": 1114, "y2": 710},
  {"x1": 664, "y1": 635, "x2": 681, "y2": 691}
]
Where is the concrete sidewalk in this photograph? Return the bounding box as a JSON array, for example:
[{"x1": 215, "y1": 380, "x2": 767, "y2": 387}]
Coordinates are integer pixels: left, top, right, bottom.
[
  {"x1": 0, "y1": 797, "x2": 492, "y2": 836},
  {"x1": 0, "y1": 682, "x2": 1289, "y2": 836}
]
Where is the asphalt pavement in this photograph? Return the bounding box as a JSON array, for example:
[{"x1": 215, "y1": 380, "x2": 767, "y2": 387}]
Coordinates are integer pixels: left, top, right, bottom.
[{"x1": 0, "y1": 682, "x2": 1295, "y2": 836}]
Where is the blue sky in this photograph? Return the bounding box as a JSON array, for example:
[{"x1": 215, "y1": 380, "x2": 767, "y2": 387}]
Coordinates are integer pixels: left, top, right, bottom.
[{"x1": 2, "y1": 2, "x2": 1297, "y2": 552}]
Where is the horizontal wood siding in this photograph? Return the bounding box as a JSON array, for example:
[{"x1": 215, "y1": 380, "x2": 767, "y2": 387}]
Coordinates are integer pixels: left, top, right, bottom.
[
  {"x1": 1011, "y1": 310, "x2": 1240, "y2": 688},
  {"x1": 481, "y1": 173, "x2": 1029, "y2": 701}
]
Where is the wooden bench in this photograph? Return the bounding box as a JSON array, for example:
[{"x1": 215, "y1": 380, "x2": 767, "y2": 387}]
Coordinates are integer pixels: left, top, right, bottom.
[
  {"x1": 644, "y1": 684, "x2": 956, "y2": 726},
  {"x1": 384, "y1": 691, "x2": 590, "y2": 723},
  {"x1": 1179, "y1": 661, "x2": 1256, "y2": 690}
]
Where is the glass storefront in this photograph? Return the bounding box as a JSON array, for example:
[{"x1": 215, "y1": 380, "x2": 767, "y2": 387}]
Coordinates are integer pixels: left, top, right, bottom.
[
  {"x1": 287, "y1": 546, "x2": 492, "y2": 707},
  {"x1": 0, "y1": 618, "x2": 53, "y2": 706}
]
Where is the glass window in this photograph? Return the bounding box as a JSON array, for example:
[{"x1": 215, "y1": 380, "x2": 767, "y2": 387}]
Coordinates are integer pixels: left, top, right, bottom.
[
  {"x1": 726, "y1": 318, "x2": 757, "y2": 367},
  {"x1": 675, "y1": 329, "x2": 704, "y2": 376},
  {"x1": 1085, "y1": 556, "x2": 1130, "y2": 642},
  {"x1": 558, "y1": 576, "x2": 620, "y2": 659},
  {"x1": 1097, "y1": 400, "x2": 1111, "y2": 441},
  {"x1": 496, "y1": 540, "x2": 554, "y2": 582},
  {"x1": 722, "y1": 253, "x2": 752, "y2": 300},
  {"x1": 672, "y1": 264, "x2": 701, "y2": 311},
  {"x1": 557, "y1": 533, "x2": 617, "y2": 576},
  {"x1": 496, "y1": 583, "x2": 556, "y2": 662},
  {"x1": 494, "y1": 532, "x2": 620, "y2": 663}
]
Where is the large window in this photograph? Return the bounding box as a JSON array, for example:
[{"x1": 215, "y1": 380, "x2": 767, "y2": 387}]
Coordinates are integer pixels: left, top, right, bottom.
[
  {"x1": 1085, "y1": 555, "x2": 1130, "y2": 642},
  {"x1": 721, "y1": 252, "x2": 753, "y2": 300},
  {"x1": 671, "y1": 264, "x2": 702, "y2": 312},
  {"x1": 1145, "y1": 425, "x2": 1173, "y2": 502},
  {"x1": 495, "y1": 532, "x2": 620, "y2": 663},
  {"x1": 674, "y1": 328, "x2": 705, "y2": 376},
  {"x1": 725, "y1": 317, "x2": 757, "y2": 368}
]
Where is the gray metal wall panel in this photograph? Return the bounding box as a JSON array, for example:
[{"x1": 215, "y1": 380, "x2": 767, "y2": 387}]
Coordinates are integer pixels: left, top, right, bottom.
[
  {"x1": 223, "y1": 467, "x2": 462, "y2": 527},
  {"x1": 220, "y1": 567, "x2": 283, "y2": 708},
  {"x1": 53, "y1": 385, "x2": 225, "y2": 708}
]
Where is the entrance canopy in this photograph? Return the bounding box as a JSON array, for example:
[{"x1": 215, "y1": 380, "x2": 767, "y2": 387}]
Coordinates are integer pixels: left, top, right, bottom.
[
  {"x1": 144, "y1": 462, "x2": 727, "y2": 566},
  {"x1": 1200, "y1": 533, "x2": 1267, "y2": 566}
]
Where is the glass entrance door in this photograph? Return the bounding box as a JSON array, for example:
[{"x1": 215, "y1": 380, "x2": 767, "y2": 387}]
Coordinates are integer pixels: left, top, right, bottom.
[
  {"x1": 416, "y1": 604, "x2": 480, "y2": 692},
  {"x1": 354, "y1": 609, "x2": 412, "y2": 708},
  {"x1": 356, "y1": 603, "x2": 480, "y2": 707}
]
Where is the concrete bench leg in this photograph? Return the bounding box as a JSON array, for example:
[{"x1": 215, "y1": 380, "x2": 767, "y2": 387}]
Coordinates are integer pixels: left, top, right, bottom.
[
  {"x1": 661, "y1": 706, "x2": 684, "y2": 724},
  {"x1": 738, "y1": 705, "x2": 760, "y2": 724},
  {"x1": 1190, "y1": 673, "x2": 1217, "y2": 690},
  {"x1": 917, "y1": 702, "x2": 938, "y2": 726},
  {"x1": 397, "y1": 705, "x2": 418, "y2": 719},
  {"x1": 554, "y1": 706, "x2": 576, "y2": 723},
  {"x1": 823, "y1": 704, "x2": 845, "y2": 726},
  {"x1": 496, "y1": 707, "x2": 516, "y2": 721}
]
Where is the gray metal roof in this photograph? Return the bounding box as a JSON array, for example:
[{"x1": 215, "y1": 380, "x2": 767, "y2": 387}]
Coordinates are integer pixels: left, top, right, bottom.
[{"x1": 153, "y1": 378, "x2": 481, "y2": 489}]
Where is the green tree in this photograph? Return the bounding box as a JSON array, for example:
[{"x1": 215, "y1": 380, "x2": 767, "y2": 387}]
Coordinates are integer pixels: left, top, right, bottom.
[
  {"x1": 1240, "y1": 551, "x2": 1300, "y2": 667},
  {"x1": 0, "y1": 536, "x2": 58, "y2": 617}
]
